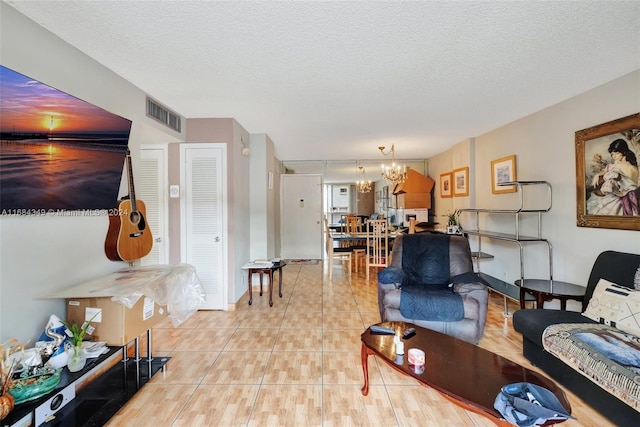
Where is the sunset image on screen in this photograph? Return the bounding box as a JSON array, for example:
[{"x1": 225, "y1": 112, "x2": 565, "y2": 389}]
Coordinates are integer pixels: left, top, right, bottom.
[{"x1": 0, "y1": 65, "x2": 132, "y2": 212}]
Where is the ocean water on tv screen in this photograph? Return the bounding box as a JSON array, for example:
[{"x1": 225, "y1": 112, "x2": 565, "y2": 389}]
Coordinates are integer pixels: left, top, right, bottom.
[{"x1": 0, "y1": 65, "x2": 131, "y2": 214}]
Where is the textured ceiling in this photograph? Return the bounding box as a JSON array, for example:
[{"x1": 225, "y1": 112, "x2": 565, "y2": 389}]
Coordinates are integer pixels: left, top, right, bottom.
[{"x1": 5, "y1": 1, "x2": 640, "y2": 161}]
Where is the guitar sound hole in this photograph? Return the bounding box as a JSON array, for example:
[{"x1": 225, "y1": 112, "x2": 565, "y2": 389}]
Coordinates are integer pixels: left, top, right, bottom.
[{"x1": 130, "y1": 211, "x2": 140, "y2": 225}]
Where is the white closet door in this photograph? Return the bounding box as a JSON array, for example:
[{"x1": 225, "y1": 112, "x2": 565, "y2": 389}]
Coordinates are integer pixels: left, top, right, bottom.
[
  {"x1": 138, "y1": 146, "x2": 168, "y2": 265},
  {"x1": 180, "y1": 144, "x2": 227, "y2": 310}
]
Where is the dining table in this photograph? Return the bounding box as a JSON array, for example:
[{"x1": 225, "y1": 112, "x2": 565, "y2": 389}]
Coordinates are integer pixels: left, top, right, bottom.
[
  {"x1": 329, "y1": 229, "x2": 404, "y2": 242},
  {"x1": 329, "y1": 229, "x2": 403, "y2": 278}
]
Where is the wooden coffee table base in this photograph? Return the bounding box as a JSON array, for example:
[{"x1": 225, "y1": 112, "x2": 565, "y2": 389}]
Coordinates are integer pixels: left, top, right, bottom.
[{"x1": 361, "y1": 322, "x2": 571, "y2": 426}]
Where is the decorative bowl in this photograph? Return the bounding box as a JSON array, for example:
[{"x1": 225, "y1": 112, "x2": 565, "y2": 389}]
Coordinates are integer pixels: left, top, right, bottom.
[{"x1": 7, "y1": 368, "x2": 61, "y2": 405}]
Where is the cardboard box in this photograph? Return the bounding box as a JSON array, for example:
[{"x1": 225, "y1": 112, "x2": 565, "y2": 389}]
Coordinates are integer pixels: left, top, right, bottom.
[
  {"x1": 66, "y1": 296, "x2": 167, "y2": 346},
  {"x1": 393, "y1": 169, "x2": 436, "y2": 194},
  {"x1": 397, "y1": 192, "x2": 431, "y2": 209}
]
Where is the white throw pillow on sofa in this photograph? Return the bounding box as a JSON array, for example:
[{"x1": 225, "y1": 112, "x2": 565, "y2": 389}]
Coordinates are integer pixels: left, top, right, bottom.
[{"x1": 582, "y1": 278, "x2": 640, "y2": 337}]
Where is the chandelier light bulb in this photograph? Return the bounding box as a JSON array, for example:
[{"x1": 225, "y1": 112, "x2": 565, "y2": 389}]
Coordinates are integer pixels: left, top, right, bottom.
[
  {"x1": 379, "y1": 145, "x2": 407, "y2": 185},
  {"x1": 357, "y1": 165, "x2": 372, "y2": 193}
]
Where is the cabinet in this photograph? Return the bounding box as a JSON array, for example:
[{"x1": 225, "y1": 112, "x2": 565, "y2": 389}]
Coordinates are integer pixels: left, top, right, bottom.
[{"x1": 456, "y1": 181, "x2": 552, "y2": 315}]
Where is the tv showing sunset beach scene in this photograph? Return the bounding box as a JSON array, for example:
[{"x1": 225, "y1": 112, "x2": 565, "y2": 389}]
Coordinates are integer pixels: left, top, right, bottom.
[{"x1": 0, "y1": 65, "x2": 132, "y2": 214}]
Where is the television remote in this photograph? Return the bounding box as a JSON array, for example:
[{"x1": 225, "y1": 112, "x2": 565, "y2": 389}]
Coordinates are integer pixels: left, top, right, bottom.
[
  {"x1": 402, "y1": 328, "x2": 416, "y2": 339},
  {"x1": 370, "y1": 325, "x2": 395, "y2": 335}
]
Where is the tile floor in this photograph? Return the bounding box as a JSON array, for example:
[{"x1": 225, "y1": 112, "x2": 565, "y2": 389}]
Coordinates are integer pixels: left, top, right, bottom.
[{"x1": 105, "y1": 261, "x2": 613, "y2": 426}]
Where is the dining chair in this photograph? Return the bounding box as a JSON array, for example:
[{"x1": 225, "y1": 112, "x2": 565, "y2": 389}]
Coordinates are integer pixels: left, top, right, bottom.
[
  {"x1": 366, "y1": 219, "x2": 389, "y2": 280},
  {"x1": 326, "y1": 231, "x2": 352, "y2": 281},
  {"x1": 338, "y1": 214, "x2": 352, "y2": 234},
  {"x1": 345, "y1": 215, "x2": 366, "y2": 272}
]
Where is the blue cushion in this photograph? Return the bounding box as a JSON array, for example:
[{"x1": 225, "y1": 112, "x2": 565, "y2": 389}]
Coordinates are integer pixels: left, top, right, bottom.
[
  {"x1": 402, "y1": 234, "x2": 451, "y2": 286},
  {"x1": 378, "y1": 267, "x2": 406, "y2": 285}
]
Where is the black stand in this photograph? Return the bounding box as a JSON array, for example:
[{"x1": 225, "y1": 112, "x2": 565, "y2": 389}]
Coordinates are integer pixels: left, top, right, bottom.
[{"x1": 3, "y1": 332, "x2": 168, "y2": 427}]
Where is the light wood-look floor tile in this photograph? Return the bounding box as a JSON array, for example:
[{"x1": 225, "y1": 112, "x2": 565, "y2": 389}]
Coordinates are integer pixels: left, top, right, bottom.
[
  {"x1": 386, "y1": 385, "x2": 477, "y2": 426},
  {"x1": 323, "y1": 286, "x2": 354, "y2": 297},
  {"x1": 376, "y1": 355, "x2": 422, "y2": 386},
  {"x1": 274, "y1": 328, "x2": 323, "y2": 352},
  {"x1": 173, "y1": 327, "x2": 237, "y2": 351},
  {"x1": 285, "y1": 297, "x2": 323, "y2": 312},
  {"x1": 323, "y1": 351, "x2": 383, "y2": 385},
  {"x1": 323, "y1": 329, "x2": 364, "y2": 352},
  {"x1": 108, "y1": 259, "x2": 614, "y2": 426},
  {"x1": 171, "y1": 384, "x2": 259, "y2": 427},
  {"x1": 226, "y1": 328, "x2": 279, "y2": 351},
  {"x1": 263, "y1": 351, "x2": 323, "y2": 384},
  {"x1": 248, "y1": 385, "x2": 322, "y2": 427},
  {"x1": 201, "y1": 351, "x2": 270, "y2": 384},
  {"x1": 179, "y1": 309, "x2": 246, "y2": 329},
  {"x1": 478, "y1": 328, "x2": 522, "y2": 356},
  {"x1": 106, "y1": 384, "x2": 197, "y2": 426},
  {"x1": 322, "y1": 311, "x2": 364, "y2": 330},
  {"x1": 323, "y1": 384, "x2": 397, "y2": 427},
  {"x1": 281, "y1": 310, "x2": 322, "y2": 329},
  {"x1": 355, "y1": 297, "x2": 379, "y2": 312},
  {"x1": 237, "y1": 308, "x2": 286, "y2": 328},
  {"x1": 149, "y1": 328, "x2": 194, "y2": 352},
  {"x1": 360, "y1": 310, "x2": 382, "y2": 327},
  {"x1": 148, "y1": 350, "x2": 219, "y2": 384},
  {"x1": 323, "y1": 297, "x2": 358, "y2": 312}
]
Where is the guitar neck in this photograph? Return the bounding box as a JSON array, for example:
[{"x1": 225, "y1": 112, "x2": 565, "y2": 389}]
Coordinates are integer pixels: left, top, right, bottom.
[{"x1": 126, "y1": 150, "x2": 137, "y2": 212}]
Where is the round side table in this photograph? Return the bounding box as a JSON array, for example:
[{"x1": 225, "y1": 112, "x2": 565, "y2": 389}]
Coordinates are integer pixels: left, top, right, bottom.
[{"x1": 516, "y1": 279, "x2": 585, "y2": 310}]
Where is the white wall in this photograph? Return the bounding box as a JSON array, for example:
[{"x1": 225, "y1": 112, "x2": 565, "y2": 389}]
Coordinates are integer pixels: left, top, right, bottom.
[
  {"x1": 430, "y1": 70, "x2": 640, "y2": 290},
  {"x1": 0, "y1": 3, "x2": 183, "y2": 343}
]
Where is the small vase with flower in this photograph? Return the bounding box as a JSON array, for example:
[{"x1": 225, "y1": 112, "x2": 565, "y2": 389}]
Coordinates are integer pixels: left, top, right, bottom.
[{"x1": 61, "y1": 313, "x2": 98, "y2": 373}]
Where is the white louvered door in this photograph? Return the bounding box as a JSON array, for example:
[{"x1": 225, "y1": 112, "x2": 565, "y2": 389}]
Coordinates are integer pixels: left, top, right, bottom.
[
  {"x1": 138, "y1": 145, "x2": 168, "y2": 265},
  {"x1": 180, "y1": 144, "x2": 227, "y2": 310}
]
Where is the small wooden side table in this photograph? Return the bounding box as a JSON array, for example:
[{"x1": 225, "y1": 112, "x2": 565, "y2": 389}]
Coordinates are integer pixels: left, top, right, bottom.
[
  {"x1": 246, "y1": 261, "x2": 286, "y2": 306},
  {"x1": 516, "y1": 279, "x2": 585, "y2": 310}
]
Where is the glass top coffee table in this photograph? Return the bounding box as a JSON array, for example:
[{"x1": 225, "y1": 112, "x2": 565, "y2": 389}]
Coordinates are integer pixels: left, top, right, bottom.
[{"x1": 361, "y1": 321, "x2": 572, "y2": 426}]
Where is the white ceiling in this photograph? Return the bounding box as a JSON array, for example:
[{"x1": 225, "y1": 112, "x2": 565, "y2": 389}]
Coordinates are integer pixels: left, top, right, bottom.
[{"x1": 6, "y1": 1, "x2": 640, "y2": 162}]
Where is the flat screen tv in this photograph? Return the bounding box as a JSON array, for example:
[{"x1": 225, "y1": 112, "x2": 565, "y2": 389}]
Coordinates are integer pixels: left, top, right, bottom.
[{"x1": 0, "y1": 65, "x2": 131, "y2": 214}]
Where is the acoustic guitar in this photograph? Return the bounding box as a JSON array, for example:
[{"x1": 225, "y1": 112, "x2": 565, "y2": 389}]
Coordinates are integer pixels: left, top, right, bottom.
[{"x1": 104, "y1": 149, "x2": 153, "y2": 262}]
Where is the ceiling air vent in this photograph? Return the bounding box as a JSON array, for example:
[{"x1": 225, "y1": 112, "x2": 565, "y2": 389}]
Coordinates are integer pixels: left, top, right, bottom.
[{"x1": 146, "y1": 97, "x2": 182, "y2": 132}]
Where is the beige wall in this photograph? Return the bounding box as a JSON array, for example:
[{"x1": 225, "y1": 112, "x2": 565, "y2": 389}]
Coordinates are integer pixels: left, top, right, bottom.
[
  {"x1": 429, "y1": 70, "x2": 640, "y2": 291},
  {"x1": 184, "y1": 118, "x2": 252, "y2": 305}
]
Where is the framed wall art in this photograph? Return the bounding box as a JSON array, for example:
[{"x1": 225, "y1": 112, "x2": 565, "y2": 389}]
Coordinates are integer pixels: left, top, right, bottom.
[
  {"x1": 575, "y1": 113, "x2": 640, "y2": 231},
  {"x1": 491, "y1": 155, "x2": 517, "y2": 194},
  {"x1": 382, "y1": 185, "x2": 389, "y2": 210},
  {"x1": 440, "y1": 172, "x2": 453, "y2": 198},
  {"x1": 452, "y1": 167, "x2": 469, "y2": 197}
]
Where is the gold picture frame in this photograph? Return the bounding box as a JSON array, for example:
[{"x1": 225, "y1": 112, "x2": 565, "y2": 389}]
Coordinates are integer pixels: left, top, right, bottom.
[
  {"x1": 440, "y1": 172, "x2": 453, "y2": 198},
  {"x1": 452, "y1": 167, "x2": 469, "y2": 197},
  {"x1": 575, "y1": 113, "x2": 640, "y2": 231},
  {"x1": 491, "y1": 155, "x2": 517, "y2": 194}
]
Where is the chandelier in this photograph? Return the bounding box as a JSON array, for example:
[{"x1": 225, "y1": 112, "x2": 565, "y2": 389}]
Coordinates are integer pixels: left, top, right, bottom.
[
  {"x1": 378, "y1": 144, "x2": 407, "y2": 185},
  {"x1": 356, "y1": 166, "x2": 372, "y2": 193}
]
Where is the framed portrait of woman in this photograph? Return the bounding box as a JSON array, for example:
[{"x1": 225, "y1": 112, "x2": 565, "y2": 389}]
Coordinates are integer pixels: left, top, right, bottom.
[{"x1": 575, "y1": 113, "x2": 640, "y2": 231}]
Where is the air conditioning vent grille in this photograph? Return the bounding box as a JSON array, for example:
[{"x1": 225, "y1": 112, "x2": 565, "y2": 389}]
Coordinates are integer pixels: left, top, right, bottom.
[{"x1": 146, "y1": 97, "x2": 181, "y2": 132}]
